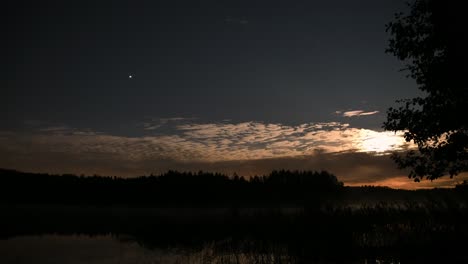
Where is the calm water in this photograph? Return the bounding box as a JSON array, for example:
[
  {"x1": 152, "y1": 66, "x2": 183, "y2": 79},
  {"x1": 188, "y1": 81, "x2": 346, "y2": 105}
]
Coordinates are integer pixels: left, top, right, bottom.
[
  {"x1": 0, "y1": 234, "x2": 300, "y2": 264},
  {"x1": 3, "y1": 205, "x2": 467, "y2": 263},
  {"x1": 0, "y1": 234, "x2": 403, "y2": 264}
]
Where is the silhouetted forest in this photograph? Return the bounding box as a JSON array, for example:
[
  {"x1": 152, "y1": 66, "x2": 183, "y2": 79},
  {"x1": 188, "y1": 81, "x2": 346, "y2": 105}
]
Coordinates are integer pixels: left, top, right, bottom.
[
  {"x1": 2, "y1": 168, "x2": 468, "y2": 207},
  {"x1": 0, "y1": 169, "x2": 343, "y2": 206}
]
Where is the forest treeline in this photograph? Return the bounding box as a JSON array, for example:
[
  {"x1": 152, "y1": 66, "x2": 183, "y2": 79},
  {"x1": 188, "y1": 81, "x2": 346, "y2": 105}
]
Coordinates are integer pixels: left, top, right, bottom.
[{"x1": 0, "y1": 169, "x2": 344, "y2": 206}]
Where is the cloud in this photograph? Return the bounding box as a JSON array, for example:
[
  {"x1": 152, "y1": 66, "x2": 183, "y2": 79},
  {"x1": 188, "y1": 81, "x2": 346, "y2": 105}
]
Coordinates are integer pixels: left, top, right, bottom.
[
  {"x1": 0, "y1": 121, "x2": 424, "y2": 187},
  {"x1": 1, "y1": 121, "x2": 412, "y2": 163},
  {"x1": 0, "y1": 138, "x2": 462, "y2": 189},
  {"x1": 341, "y1": 110, "x2": 380, "y2": 117}
]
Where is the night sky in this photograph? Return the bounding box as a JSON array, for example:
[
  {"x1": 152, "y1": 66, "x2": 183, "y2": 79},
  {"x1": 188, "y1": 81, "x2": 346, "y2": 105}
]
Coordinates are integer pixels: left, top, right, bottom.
[{"x1": 3, "y1": 0, "x2": 463, "y2": 188}]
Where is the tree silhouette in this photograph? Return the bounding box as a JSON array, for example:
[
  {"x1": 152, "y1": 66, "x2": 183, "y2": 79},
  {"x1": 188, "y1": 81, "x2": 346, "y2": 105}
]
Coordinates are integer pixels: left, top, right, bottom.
[
  {"x1": 384, "y1": 0, "x2": 467, "y2": 181},
  {"x1": 0, "y1": 168, "x2": 343, "y2": 206}
]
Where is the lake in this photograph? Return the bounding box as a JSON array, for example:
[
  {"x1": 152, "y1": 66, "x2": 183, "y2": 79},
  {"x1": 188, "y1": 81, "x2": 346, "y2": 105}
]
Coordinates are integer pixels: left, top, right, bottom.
[
  {"x1": 1, "y1": 205, "x2": 468, "y2": 263},
  {"x1": 1, "y1": 234, "x2": 402, "y2": 264}
]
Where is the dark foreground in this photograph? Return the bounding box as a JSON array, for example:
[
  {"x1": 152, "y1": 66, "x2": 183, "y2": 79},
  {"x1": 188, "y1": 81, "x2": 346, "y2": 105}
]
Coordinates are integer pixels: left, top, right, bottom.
[
  {"x1": 1, "y1": 169, "x2": 468, "y2": 263},
  {"x1": 2, "y1": 202, "x2": 468, "y2": 263}
]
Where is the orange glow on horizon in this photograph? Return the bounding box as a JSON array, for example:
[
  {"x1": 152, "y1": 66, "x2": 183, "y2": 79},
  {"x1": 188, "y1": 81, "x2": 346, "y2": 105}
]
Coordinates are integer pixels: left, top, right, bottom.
[{"x1": 345, "y1": 173, "x2": 468, "y2": 190}]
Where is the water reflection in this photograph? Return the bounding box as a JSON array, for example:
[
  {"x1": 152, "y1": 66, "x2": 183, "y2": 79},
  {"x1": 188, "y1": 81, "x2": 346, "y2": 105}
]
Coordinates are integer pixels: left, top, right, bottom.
[
  {"x1": 0, "y1": 234, "x2": 390, "y2": 264},
  {"x1": 2, "y1": 204, "x2": 467, "y2": 263},
  {"x1": 0, "y1": 235, "x2": 156, "y2": 264},
  {"x1": 0, "y1": 234, "x2": 298, "y2": 264}
]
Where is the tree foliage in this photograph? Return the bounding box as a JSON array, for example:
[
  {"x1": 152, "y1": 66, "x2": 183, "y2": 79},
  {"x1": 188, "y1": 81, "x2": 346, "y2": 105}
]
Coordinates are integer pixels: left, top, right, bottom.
[{"x1": 384, "y1": 0, "x2": 467, "y2": 181}]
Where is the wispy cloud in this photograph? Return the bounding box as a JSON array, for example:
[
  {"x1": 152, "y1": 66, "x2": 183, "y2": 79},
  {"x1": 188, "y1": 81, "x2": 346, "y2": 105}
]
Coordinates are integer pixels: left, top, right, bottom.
[{"x1": 341, "y1": 110, "x2": 379, "y2": 117}]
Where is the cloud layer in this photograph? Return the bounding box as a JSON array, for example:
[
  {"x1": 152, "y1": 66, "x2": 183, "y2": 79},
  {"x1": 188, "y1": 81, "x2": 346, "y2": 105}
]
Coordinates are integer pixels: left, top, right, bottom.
[
  {"x1": 1, "y1": 120, "x2": 446, "y2": 188},
  {"x1": 3, "y1": 121, "x2": 411, "y2": 161}
]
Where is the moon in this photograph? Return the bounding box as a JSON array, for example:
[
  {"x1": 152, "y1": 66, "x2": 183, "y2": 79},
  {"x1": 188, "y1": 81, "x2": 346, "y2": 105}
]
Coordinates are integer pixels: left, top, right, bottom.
[{"x1": 357, "y1": 130, "x2": 408, "y2": 153}]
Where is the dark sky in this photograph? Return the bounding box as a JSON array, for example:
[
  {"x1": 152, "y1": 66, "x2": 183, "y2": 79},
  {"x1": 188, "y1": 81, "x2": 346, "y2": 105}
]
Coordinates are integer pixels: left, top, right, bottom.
[
  {"x1": 4, "y1": 0, "x2": 417, "y2": 131},
  {"x1": 5, "y1": 0, "x2": 461, "y2": 188}
]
